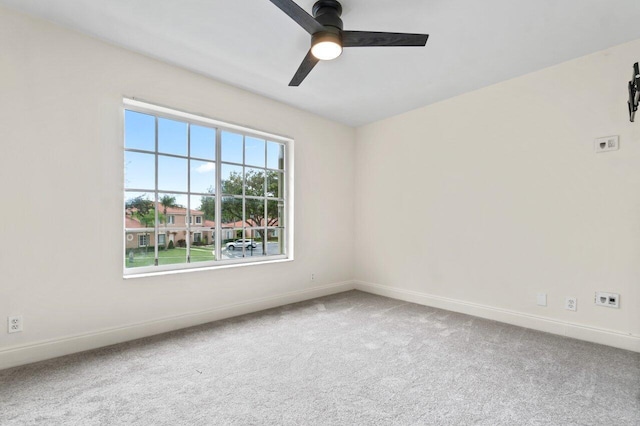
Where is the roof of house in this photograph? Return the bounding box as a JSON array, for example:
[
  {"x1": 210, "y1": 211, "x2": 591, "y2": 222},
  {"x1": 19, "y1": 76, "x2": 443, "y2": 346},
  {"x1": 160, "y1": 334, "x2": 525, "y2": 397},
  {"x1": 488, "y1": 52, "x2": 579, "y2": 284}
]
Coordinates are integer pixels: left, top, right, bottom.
[
  {"x1": 221, "y1": 219, "x2": 279, "y2": 229},
  {"x1": 125, "y1": 216, "x2": 143, "y2": 228},
  {"x1": 161, "y1": 206, "x2": 204, "y2": 215}
]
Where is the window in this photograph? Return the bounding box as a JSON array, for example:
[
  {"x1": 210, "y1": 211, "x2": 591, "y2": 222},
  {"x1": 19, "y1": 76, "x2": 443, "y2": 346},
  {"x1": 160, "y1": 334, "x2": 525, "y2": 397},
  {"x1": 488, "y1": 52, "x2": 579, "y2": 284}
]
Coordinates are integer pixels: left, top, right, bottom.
[
  {"x1": 124, "y1": 99, "x2": 290, "y2": 275},
  {"x1": 138, "y1": 234, "x2": 148, "y2": 247}
]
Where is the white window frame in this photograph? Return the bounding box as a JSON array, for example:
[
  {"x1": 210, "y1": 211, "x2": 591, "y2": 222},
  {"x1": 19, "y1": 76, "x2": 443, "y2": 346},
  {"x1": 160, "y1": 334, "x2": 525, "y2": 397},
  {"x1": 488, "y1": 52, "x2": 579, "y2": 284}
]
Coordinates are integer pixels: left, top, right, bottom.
[
  {"x1": 195, "y1": 216, "x2": 202, "y2": 225},
  {"x1": 167, "y1": 215, "x2": 175, "y2": 225},
  {"x1": 123, "y1": 98, "x2": 293, "y2": 277},
  {"x1": 138, "y1": 234, "x2": 148, "y2": 247},
  {"x1": 158, "y1": 234, "x2": 166, "y2": 246}
]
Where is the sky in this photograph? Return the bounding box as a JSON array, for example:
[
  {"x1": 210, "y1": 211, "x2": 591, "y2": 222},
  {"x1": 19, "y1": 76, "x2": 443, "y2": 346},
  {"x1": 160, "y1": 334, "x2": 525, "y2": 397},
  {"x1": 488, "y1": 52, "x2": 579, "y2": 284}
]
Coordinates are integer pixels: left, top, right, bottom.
[{"x1": 124, "y1": 110, "x2": 284, "y2": 209}]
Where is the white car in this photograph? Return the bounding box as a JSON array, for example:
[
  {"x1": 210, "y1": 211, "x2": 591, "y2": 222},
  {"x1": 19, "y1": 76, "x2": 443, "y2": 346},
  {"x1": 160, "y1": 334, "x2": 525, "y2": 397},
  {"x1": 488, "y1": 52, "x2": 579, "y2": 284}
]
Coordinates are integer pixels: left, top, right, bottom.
[{"x1": 226, "y1": 239, "x2": 257, "y2": 250}]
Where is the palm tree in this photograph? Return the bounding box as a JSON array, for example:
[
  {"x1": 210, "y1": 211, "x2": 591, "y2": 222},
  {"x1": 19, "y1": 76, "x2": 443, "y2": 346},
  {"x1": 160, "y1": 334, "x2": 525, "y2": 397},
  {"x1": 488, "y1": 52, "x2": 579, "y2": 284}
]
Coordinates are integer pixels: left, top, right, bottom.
[{"x1": 159, "y1": 195, "x2": 177, "y2": 220}]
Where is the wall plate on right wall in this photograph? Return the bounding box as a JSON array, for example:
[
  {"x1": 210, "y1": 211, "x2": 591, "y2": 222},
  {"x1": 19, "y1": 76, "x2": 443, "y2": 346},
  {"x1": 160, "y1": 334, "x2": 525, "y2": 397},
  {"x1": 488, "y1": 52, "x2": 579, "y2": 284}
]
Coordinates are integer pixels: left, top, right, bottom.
[
  {"x1": 594, "y1": 135, "x2": 619, "y2": 153},
  {"x1": 595, "y1": 292, "x2": 620, "y2": 308}
]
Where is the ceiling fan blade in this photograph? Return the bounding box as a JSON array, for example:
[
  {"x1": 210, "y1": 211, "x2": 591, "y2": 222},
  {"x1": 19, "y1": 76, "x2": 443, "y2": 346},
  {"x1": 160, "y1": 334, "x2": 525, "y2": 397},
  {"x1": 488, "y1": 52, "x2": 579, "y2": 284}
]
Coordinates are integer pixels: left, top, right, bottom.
[
  {"x1": 343, "y1": 31, "x2": 429, "y2": 47},
  {"x1": 289, "y1": 50, "x2": 320, "y2": 86},
  {"x1": 269, "y1": 0, "x2": 325, "y2": 35}
]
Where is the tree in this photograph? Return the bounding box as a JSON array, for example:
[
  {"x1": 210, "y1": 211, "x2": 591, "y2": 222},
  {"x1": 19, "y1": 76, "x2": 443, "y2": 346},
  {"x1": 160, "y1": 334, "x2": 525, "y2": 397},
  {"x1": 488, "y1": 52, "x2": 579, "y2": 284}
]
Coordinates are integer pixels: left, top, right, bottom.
[
  {"x1": 125, "y1": 195, "x2": 154, "y2": 216},
  {"x1": 125, "y1": 195, "x2": 164, "y2": 253},
  {"x1": 159, "y1": 195, "x2": 177, "y2": 221},
  {"x1": 217, "y1": 170, "x2": 281, "y2": 251},
  {"x1": 199, "y1": 190, "x2": 216, "y2": 222},
  {"x1": 128, "y1": 208, "x2": 165, "y2": 253}
]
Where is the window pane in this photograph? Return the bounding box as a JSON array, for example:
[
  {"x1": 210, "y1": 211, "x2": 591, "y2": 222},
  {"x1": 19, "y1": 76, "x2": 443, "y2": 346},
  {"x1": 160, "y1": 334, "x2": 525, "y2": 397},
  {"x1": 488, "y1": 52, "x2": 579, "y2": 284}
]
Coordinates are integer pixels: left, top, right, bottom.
[
  {"x1": 158, "y1": 155, "x2": 187, "y2": 192},
  {"x1": 125, "y1": 110, "x2": 155, "y2": 151},
  {"x1": 221, "y1": 228, "x2": 237, "y2": 241},
  {"x1": 266, "y1": 170, "x2": 283, "y2": 199},
  {"x1": 267, "y1": 200, "x2": 283, "y2": 227},
  {"x1": 265, "y1": 228, "x2": 285, "y2": 256},
  {"x1": 157, "y1": 229, "x2": 188, "y2": 266},
  {"x1": 221, "y1": 196, "x2": 242, "y2": 226},
  {"x1": 125, "y1": 191, "x2": 156, "y2": 269},
  {"x1": 125, "y1": 192, "x2": 155, "y2": 229},
  {"x1": 191, "y1": 240, "x2": 216, "y2": 263},
  {"x1": 221, "y1": 164, "x2": 243, "y2": 195},
  {"x1": 245, "y1": 198, "x2": 265, "y2": 227},
  {"x1": 158, "y1": 118, "x2": 187, "y2": 156},
  {"x1": 187, "y1": 200, "x2": 204, "y2": 227},
  {"x1": 189, "y1": 232, "x2": 215, "y2": 263},
  {"x1": 221, "y1": 228, "x2": 255, "y2": 259},
  {"x1": 125, "y1": 151, "x2": 155, "y2": 190},
  {"x1": 267, "y1": 141, "x2": 284, "y2": 170},
  {"x1": 243, "y1": 228, "x2": 261, "y2": 256},
  {"x1": 125, "y1": 231, "x2": 156, "y2": 268},
  {"x1": 190, "y1": 125, "x2": 215, "y2": 160},
  {"x1": 189, "y1": 194, "x2": 215, "y2": 264},
  {"x1": 221, "y1": 131, "x2": 243, "y2": 163},
  {"x1": 157, "y1": 193, "x2": 187, "y2": 229},
  {"x1": 246, "y1": 228, "x2": 269, "y2": 256},
  {"x1": 190, "y1": 160, "x2": 215, "y2": 194},
  {"x1": 192, "y1": 194, "x2": 215, "y2": 223},
  {"x1": 245, "y1": 168, "x2": 265, "y2": 197},
  {"x1": 245, "y1": 137, "x2": 265, "y2": 168}
]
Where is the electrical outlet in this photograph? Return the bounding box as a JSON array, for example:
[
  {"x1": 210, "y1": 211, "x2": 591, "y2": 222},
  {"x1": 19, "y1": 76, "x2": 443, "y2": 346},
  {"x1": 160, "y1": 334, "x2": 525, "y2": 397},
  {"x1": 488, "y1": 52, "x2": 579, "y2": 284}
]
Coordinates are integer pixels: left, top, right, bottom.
[
  {"x1": 595, "y1": 292, "x2": 620, "y2": 308},
  {"x1": 8, "y1": 316, "x2": 23, "y2": 333},
  {"x1": 594, "y1": 135, "x2": 619, "y2": 153},
  {"x1": 311, "y1": 273, "x2": 315, "y2": 281},
  {"x1": 565, "y1": 297, "x2": 577, "y2": 311}
]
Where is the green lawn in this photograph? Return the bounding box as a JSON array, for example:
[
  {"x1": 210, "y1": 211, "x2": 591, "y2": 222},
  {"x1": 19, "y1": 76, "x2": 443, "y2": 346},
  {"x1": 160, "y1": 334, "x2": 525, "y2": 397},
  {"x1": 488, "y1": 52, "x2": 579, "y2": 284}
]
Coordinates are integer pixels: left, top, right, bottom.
[{"x1": 126, "y1": 247, "x2": 215, "y2": 268}]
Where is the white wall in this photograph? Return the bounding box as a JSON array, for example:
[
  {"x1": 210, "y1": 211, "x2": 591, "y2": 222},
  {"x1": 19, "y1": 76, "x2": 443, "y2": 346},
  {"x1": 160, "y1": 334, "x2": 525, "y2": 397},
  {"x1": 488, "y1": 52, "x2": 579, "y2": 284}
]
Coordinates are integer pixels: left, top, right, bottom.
[
  {"x1": 2, "y1": 6, "x2": 639, "y2": 370},
  {"x1": 0, "y1": 7, "x2": 355, "y2": 368},
  {"x1": 355, "y1": 39, "x2": 640, "y2": 351}
]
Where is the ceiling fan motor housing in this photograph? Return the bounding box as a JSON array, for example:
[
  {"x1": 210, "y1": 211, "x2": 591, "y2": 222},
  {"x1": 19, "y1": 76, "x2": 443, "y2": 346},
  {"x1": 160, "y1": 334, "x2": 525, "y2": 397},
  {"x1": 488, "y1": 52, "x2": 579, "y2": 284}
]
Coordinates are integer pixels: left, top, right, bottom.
[
  {"x1": 312, "y1": 0, "x2": 343, "y2": 32},
  {"x1": 311, "y1": 0, "x2": 343, "y2": 52}
]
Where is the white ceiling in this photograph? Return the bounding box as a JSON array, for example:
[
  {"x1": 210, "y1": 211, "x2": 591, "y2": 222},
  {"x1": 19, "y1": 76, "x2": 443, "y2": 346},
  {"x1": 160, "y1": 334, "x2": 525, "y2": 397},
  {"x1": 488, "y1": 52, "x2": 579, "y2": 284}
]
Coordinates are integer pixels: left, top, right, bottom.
[{"x1": 3, "y1": 0, "x2": 640, "y2": 127}]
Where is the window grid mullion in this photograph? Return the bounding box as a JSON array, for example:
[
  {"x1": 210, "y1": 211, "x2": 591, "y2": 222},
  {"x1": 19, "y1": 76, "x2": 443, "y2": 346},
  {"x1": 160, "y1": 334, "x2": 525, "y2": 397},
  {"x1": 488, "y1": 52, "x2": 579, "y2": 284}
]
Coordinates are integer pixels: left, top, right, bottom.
[
  {"x1": 215, "y1": 128, "x2": 222, "y2": 261},
  {"x1": 186, "y1": 123, "x2": 191, "y2": 263},
  {"x1": 242, "y1": 135, "x2": 246, "y2": 256},
  {"x1": 154, "y1": 116, "x2": 159, "y2": 266},
  {"x1": 263, "y1": 140, "x2": 268, "y2": 256}
]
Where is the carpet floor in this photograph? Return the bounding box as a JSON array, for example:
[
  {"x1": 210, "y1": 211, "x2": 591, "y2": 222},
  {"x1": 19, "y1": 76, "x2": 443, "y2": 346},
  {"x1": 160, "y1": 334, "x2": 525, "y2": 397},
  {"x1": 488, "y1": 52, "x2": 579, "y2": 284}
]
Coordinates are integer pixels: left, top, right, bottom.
[{"x1": 1, "y1": 290, "x2": 639, "y2": 425}]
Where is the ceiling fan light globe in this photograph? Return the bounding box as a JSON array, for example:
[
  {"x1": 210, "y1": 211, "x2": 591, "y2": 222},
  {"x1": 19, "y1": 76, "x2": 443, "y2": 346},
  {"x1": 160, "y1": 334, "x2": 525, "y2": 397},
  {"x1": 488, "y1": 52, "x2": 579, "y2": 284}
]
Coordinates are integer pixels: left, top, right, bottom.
[{"x1": 311, "y1": 40, "x2": 342, "y2": 60}]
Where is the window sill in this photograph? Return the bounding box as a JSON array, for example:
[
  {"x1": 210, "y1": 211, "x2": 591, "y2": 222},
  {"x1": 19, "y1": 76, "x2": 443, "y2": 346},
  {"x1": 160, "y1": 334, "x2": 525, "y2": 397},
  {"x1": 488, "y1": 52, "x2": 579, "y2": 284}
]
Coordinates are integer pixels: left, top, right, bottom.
[{"x1": 123, "y1": 256, "x2": 293, "y2": 280}]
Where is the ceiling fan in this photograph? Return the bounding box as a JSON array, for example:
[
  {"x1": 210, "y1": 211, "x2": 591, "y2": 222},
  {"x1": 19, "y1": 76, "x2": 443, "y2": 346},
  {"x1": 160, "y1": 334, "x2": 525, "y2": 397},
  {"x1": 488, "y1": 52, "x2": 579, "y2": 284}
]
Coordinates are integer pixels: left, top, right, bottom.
[{"x1": 269, "y1": 0, "x2": 429, "y2": 86}]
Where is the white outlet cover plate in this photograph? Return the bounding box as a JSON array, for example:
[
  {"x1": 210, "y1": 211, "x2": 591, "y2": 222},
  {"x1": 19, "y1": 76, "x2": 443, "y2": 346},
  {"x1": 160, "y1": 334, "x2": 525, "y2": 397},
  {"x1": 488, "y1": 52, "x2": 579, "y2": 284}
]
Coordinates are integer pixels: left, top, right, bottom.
[
  {"x1": 8, "y1": 316, "x2": 23, "y2": 333},
  {"x1": 595, "y1": 135, "x2": 619, "y2": 153},
  {"x1": 536, "y1": 293, "x2": 547, "y2": 306},
  {"x1": 565, "y1": 297, "x2": 577, "y2": 311}
]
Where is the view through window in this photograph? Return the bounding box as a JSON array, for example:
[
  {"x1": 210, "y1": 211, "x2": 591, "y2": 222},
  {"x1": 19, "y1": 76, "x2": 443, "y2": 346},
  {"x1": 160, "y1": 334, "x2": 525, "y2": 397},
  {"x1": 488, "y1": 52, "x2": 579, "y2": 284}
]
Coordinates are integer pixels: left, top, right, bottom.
[{"x1": 123, "y1": 100, "x2": 289, "y2": 275}]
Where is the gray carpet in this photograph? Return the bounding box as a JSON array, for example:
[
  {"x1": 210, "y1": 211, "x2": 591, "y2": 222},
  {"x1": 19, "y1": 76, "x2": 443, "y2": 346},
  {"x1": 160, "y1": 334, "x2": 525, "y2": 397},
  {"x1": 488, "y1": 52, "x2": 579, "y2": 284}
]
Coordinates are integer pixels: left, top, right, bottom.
[{"x1": 1, "y1": 291, "x2": 639, "y2": 425}]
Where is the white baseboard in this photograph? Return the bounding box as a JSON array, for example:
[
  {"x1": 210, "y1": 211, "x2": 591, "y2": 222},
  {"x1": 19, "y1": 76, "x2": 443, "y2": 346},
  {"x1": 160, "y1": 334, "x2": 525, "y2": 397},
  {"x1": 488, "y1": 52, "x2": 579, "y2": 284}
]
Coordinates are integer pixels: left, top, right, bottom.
[
  {"x1": 354, "y1": 280, "x2": 640, "y2": 353},
  {"x1": 0, "y1": 281, "x2": 355, "y2": 371}
]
